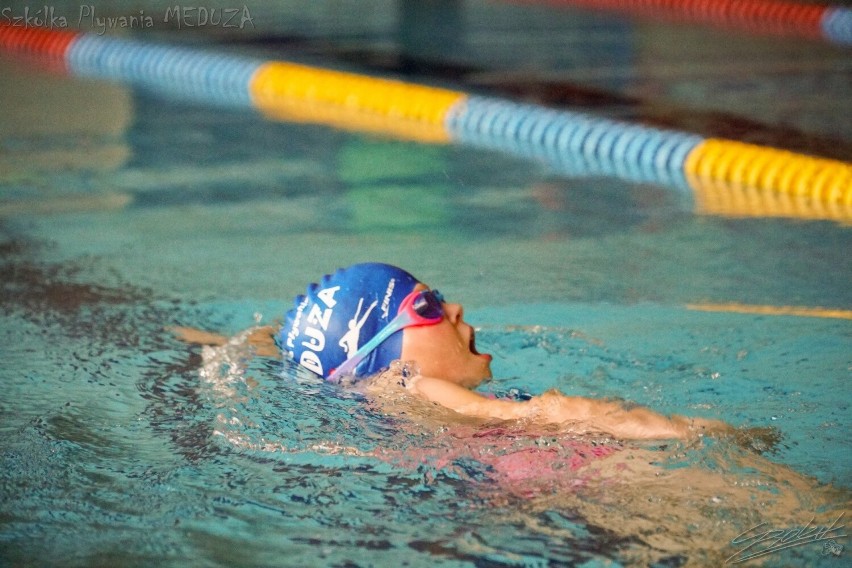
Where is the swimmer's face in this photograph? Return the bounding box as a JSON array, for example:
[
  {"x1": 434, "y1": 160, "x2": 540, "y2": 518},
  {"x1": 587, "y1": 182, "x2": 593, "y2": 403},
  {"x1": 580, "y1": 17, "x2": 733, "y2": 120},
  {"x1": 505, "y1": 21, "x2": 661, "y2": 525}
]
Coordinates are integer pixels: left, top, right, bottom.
[{"x1": 400, "y1": 284, "x2": 492, "y2": 387}]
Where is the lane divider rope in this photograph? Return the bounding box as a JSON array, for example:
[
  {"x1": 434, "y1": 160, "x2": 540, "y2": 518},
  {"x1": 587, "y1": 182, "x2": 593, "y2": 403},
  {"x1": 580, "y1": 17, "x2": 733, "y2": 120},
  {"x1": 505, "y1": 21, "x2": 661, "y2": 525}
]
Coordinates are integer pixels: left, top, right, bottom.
[
  {"x1": 445, "y1": 96, "x2": 704, "y2": 190},
  {"x1": 0, "y1": 22, "x2": 849, "y2": 207},
  {"x1": 511, "y1": 0, "x2": 852, "y2": 46}
]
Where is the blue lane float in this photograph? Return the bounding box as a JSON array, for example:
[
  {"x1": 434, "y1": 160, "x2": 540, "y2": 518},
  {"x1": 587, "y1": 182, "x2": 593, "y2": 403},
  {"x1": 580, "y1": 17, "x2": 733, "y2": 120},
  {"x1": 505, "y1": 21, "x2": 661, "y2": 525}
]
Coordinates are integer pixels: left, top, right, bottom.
[
  {"x1": 67, "y1": 34, "x2": 264, "y2": 107},
  {"x1": 821, "y1": 7, "x2": 852, "y2": 45},
  {"x1": 446, "y1": 96, "x2": 704, "y2": 190}
]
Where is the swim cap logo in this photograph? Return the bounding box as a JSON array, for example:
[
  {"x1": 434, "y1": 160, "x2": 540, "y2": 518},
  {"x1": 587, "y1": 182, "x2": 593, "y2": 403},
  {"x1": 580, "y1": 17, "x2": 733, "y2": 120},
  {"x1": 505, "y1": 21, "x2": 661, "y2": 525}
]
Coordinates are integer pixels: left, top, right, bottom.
[
  {"x1": 294, "y1": 285, "x2": 339, "y2": 376},
  {"x1": 339, "y1": 297, "x2": 377, "y2": 356},
  {"x1": 285, "y1": 296, "x2": 310, "y2": 351},
  {"x1": 284, "y1": 264, "x2": 420, "y2": 379},
  {"x1": 380, "y1": 278, "x2": 396, "y2": 319}
]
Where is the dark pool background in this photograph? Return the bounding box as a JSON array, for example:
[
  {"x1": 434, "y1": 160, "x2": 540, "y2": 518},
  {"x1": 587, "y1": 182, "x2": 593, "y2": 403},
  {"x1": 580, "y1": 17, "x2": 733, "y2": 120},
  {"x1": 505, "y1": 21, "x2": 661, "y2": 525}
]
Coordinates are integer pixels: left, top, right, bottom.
[{"x1": 1, "y1": 1, "x2": 850, "y2": 566}]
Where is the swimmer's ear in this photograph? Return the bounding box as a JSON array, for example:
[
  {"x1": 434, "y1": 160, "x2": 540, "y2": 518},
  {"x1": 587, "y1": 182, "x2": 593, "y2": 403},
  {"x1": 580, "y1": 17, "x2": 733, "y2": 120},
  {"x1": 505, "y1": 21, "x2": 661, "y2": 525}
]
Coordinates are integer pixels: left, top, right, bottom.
[{"x1": 169, "y1": 326, "x2": 229, "y2": 346}]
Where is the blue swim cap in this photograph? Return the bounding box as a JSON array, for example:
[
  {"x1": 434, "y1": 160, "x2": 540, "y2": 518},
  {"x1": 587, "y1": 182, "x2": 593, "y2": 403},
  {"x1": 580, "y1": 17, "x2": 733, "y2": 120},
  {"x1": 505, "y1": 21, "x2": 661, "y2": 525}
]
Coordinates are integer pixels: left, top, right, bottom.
[{"x1": 280, "y1": 263, "x2": 420, "y2": 379}]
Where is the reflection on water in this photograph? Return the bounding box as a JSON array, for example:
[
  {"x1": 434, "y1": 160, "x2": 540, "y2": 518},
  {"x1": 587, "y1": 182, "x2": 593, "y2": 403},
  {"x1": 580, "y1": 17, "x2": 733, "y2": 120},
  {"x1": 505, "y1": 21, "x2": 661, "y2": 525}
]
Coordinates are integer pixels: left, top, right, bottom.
[{"x1": 0, "y1": 55, "x2": 131, "y2": 178}]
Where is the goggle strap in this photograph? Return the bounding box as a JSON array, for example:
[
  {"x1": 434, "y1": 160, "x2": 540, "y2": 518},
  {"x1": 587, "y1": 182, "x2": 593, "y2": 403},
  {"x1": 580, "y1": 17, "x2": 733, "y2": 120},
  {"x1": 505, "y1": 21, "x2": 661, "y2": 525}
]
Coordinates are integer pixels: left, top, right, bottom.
[{"x1": 327, "y1": 311, "x2": 415, "y2": 382}]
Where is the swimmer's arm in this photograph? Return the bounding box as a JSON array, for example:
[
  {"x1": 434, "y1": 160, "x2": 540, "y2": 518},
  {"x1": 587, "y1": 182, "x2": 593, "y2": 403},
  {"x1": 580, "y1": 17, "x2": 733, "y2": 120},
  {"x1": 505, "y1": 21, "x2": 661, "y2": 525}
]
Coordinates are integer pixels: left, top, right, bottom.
[
  {"x1": 409, "y1": 376, "x2": 532, "y2": 420},
  {"x1": 171, "y1": 327, "x2": 229, "y2": 346},
  {"x1": 410, "y1": 377, "x2": 732, "y2": 440},
  {"x1": 171, "y1": 326, "x2": 279, "y2": 357},
  {"x1": 561, "y1": 395, "x2": 734, "y2": 440}
]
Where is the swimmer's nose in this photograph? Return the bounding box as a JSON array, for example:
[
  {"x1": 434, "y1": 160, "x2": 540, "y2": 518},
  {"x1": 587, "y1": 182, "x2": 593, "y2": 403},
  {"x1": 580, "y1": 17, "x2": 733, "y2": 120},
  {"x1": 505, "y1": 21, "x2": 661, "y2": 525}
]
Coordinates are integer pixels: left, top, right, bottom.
[{"x1": 443, "y1": 302, "x2": 463, "y2": 324}]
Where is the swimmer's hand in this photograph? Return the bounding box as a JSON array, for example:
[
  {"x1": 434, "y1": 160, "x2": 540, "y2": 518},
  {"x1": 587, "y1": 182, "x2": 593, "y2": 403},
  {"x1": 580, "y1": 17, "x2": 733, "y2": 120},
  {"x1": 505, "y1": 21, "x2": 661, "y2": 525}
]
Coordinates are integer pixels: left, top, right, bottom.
[
  {"x1": 410, "y1": 377, "x2": 733, "y2": 441},
  {"x1": 170, "y1": 325, "x2": 279, "y2": 357},
  {"x1": 171, "y1": 326, "x2": 229, "y2": 346}
]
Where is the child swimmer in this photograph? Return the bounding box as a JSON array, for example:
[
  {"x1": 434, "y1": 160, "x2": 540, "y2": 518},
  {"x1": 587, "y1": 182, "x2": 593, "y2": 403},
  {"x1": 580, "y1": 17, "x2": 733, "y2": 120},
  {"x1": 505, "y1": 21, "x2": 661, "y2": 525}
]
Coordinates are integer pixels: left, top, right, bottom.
[
  {"x1": 176, "y1": 262, "x2": 733, "y2": 441},
  {"x1": 176, "y1": 263, "x2": 847, "y2": 564}
]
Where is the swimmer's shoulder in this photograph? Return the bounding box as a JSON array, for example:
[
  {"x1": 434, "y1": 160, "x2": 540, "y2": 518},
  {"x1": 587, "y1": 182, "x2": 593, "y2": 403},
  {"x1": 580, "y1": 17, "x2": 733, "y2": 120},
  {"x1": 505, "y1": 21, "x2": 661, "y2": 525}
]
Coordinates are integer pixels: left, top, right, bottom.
[
  {"x1": 409, "y1": 376, "x2": 527, "y2": 421},
  {"x1": 247, "y1": 325, "x2": 279, "y2": 357}
]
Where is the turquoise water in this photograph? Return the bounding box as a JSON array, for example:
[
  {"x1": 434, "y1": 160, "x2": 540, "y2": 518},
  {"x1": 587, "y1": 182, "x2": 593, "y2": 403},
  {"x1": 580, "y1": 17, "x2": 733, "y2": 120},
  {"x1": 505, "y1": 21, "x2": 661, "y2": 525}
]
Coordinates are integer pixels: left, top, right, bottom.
[{"x1": 2, "y1": 1, "x2": 851, "y2": 566}]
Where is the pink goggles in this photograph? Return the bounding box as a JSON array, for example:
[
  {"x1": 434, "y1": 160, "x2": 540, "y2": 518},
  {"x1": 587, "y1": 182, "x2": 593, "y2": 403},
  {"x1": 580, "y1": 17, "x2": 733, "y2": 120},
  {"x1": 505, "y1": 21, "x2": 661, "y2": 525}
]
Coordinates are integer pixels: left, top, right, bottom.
[{"x1": 328, "y1": 289, "x2": 444, "y2": 382}]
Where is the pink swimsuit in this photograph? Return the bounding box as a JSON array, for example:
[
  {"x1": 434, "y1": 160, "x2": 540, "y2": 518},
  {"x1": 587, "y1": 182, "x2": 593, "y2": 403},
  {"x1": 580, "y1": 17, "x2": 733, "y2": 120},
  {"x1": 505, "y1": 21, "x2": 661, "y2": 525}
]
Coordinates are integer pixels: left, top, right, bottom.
[
  {"x1": 463, "y1": 427, "x2": 620, "y2": 496},
  {"x1": 382, "y1": 424, "x2": 621, "y2": 498}
]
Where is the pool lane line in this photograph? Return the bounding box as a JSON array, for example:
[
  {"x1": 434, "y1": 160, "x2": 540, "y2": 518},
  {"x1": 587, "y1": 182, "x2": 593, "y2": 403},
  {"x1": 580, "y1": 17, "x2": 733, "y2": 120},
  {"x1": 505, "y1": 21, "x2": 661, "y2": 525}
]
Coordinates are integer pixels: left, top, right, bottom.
[
  {"x1": 1, "y1": 22, "x2": 850, "y2": 207},
  {"x1": 686, "y1": 303, "x2": 852, "y2": 320},
  {"x1": 509, "y1": 0, "x2": 852, "y2": 46}
]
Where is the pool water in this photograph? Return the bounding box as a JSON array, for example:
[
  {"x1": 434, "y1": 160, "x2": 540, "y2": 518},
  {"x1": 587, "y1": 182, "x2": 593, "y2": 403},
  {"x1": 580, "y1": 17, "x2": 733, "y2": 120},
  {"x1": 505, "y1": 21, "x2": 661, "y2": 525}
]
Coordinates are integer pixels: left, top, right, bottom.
[{"x1": 1, "y1": 1, "x2": 850, "y2": 566}]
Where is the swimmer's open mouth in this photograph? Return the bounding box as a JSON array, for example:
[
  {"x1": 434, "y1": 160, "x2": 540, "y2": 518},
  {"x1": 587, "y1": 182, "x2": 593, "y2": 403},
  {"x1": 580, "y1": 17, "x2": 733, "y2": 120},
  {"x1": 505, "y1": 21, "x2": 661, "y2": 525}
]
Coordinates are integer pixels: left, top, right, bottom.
[
  {"x1": 470, "y1": 328, "x2": 493, "y2": 362},
  {"x1": 469, "y1": 328, "x2": 481, "y2": 355}
]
